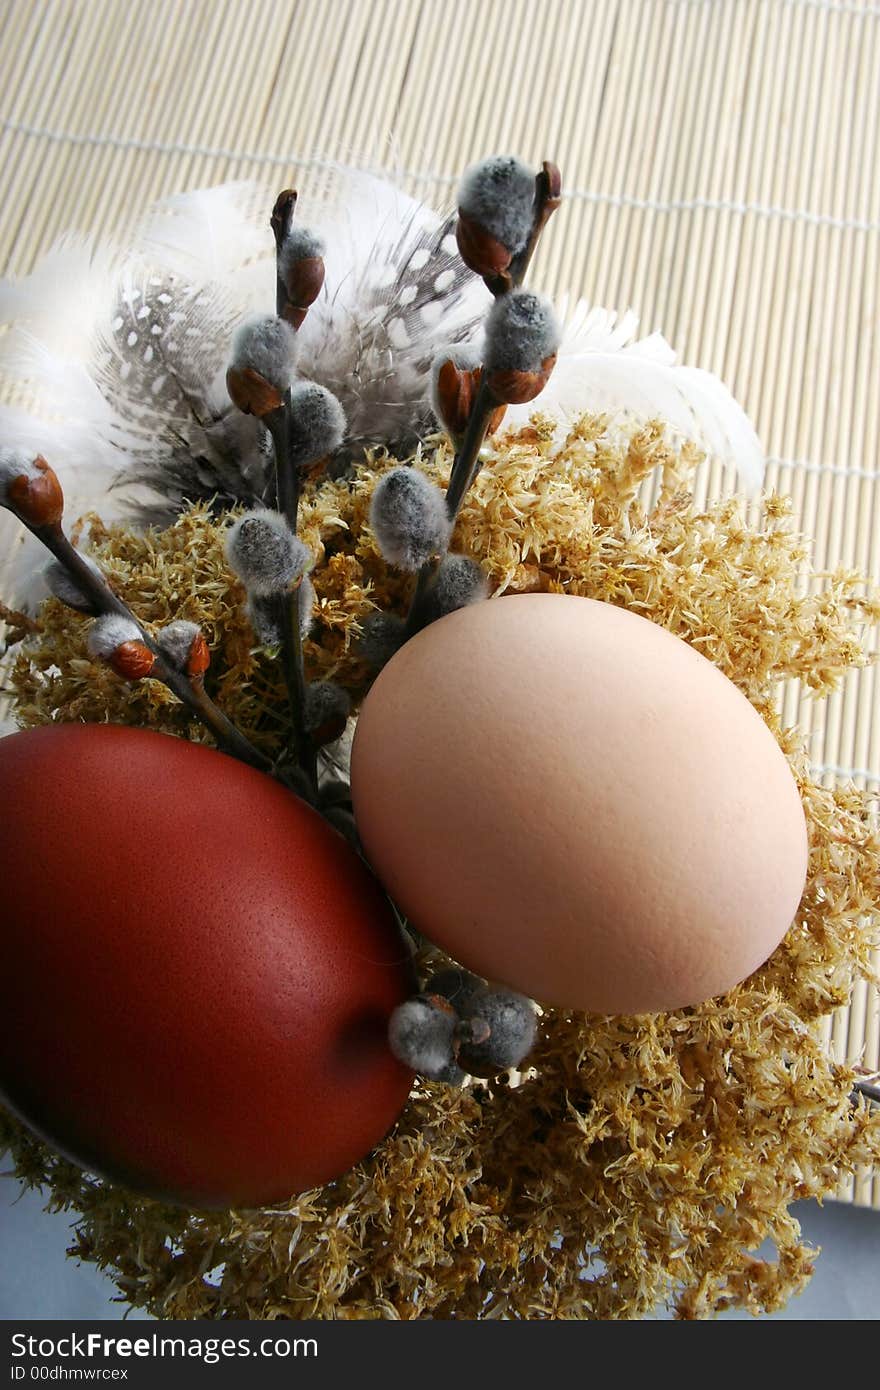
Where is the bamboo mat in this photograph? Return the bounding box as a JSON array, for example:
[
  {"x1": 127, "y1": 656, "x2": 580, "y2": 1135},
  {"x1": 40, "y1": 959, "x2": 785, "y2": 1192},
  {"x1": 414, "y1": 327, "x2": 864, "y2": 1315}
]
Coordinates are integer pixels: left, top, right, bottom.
[{"x1": 0, "y1": 0, "x2": 877, "y2": 1207}]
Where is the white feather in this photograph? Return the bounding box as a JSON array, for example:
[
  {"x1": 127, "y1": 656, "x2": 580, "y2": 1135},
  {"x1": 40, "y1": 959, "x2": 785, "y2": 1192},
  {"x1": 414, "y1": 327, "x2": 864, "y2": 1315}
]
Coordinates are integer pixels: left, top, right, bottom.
[
  {"x1": 0, "y1": 242, "x2": 145, "y2": 537},
  {"x1": 135, "y1": 181, "x2": 272, "y2": 286},
  {"x1": 0, "y1": 333, "x2": 141, "y2": 530},
  {"x1": 505, "y1": 300, "x2": 764, "y2": 494},
  {"x1": 0, "y1": 397, "x2": 157, "y2": 610},
  {"x1": 0, "y1": 331, "x2": 119, "y2": 425},
  {"x1": 0, "y1": 234, "x2": 119, "y2": 365}
]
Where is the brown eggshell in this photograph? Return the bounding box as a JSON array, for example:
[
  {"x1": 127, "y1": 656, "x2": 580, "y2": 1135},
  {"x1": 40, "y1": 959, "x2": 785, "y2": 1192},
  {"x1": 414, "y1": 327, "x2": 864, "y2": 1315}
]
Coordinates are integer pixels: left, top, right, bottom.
[
  {"x1": 351, "y1": 594, "x2": 809, "y2": 1015},
  {"x1": 0, "y1": 724, "x2": 413, "y2": 1208}
]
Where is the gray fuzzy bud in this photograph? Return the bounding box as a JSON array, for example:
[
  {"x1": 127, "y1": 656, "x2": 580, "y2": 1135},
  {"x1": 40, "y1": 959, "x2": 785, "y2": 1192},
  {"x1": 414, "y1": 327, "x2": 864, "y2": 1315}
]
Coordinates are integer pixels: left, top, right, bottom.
[
  {"x1": 0, "y1": 448, "x2": 42, "y2": 504},
  {"x1": 370, "y1": 467, "x2": 451, "y2": 571},
  {"x1": 457, "y1": 986, "x2": 537, "y2": 1075},
  {"x1": 246, "y1": 592, "x2": 281, "y2": 646},
  {"x1": 422, "y1": 555, "x2": 488, "y2": 625},
  {"x1": 358, "y1": 611, "x2": 406, "y2": 671},
  {"x1": 288, "y1": 382, "x2": 346, "y2": 467},
  {"x1": 483, "y1": 290, "x2": 560, "y2": 374},
  {"x1": 87, "y1": 613, "x2": 143, "y2": 659},
  {"x1": 225, "y1": 509, "x2": 310, "y2": 596},
  {"x1": 304, "y1": 680, "x2": 350, "y2": 736},
  {"x1": 44, "y1": 554, "x2": 103, "y2": 613},
  {"x1": 246, "y1": 574, "x2": 315, "y2": 645},
  {"x1": 458, "y1": 155, "x2": 536, "y2": 254},
  {"x1": 156, "y1": 620, "x2": 202, "y2": 670},
  {"x1": 433, "y1": 1059, "x2": 467, "y2": 1087},
  {"x1": 388, "y1": 997, "x2": 457, "y2": 1079},
  {"x1": 279, "y1": 225, "x2": 325, "y2": 276},
  {"x1": 229, "y1": 315, "x2": 298, "y2": 391}
]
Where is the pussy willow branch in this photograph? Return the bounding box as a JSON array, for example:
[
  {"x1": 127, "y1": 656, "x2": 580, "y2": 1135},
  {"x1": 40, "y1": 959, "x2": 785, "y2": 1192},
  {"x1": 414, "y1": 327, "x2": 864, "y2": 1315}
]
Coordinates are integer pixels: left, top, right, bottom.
[
  {"x1": 269, "y1": 189, "x2": 318, "y2": 799},
  {"x1": 447, "y1": 161, "x2": 561, "y2": 514},
  {"x1": 405, "y1": 163, "x2": 561, "y2": 635},
  {"x1": 34, "y1": 520, "x2": 273, "y2": 773}
]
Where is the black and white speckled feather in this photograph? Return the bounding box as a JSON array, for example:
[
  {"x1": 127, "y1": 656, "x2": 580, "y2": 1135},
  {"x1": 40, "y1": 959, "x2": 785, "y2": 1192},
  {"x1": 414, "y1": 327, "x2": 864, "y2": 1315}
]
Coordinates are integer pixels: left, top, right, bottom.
[
  {"x1": 94, "y1": 272, "x2": 272, "y2": 521},
  {"x1": 297, "y1": 204, "x2": 486, "y2": 456},
  {"x1": 0, "y1": 171, "x2": 490, "y2": 540}
]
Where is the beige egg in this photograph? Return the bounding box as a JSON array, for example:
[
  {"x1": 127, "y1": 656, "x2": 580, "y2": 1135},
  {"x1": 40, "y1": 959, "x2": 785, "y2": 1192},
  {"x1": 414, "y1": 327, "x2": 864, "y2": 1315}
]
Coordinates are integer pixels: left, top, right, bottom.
[{"x1": 351, "y1": 594, "x2": 808, "y2": 1015}]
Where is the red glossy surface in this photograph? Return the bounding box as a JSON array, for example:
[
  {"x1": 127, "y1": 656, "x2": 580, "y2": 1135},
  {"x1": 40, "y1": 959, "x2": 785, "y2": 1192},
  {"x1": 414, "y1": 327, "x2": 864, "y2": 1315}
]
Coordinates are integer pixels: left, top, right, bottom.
[{"x1": 0, "y1": 724, "x2": 413, "y2": 1208}]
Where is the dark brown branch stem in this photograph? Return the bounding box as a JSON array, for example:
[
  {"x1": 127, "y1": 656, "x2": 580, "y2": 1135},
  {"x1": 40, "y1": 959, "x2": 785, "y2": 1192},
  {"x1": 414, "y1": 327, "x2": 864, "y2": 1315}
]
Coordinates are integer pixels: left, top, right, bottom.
[
  {"x1": 271, "y1": 188, "x2": 297, "y2": 322},
  {"x1": 404, "y1": 162, "x2": 562, "y2": 636},
  {"x1": 443, "y1": 377, "x2": 496, "y2": 521},
  {"x1": 266, "y1": 405, "x2": 302, "y2": 526},
  {"x1": 268, "y1": 191, "x2": 318, "y2": 799},
  {"x1": 35, "y1": 520, "x2": 273, "y2": 774}
]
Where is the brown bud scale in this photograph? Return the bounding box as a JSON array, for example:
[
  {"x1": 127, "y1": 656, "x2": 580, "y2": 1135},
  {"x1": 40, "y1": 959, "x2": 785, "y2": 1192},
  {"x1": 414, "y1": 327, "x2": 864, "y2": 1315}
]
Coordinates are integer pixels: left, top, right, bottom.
[
  {"x1": 436, "y1": 358, "x2": 478, "y2": 438},
  {"x1": 487, "y1": 402, "x2": 508, "y2": 436},
  {"x1": 486, "y1": 353, "x2": 558, "y2": 406},
  {"x1": 186, "y1": 631, "x2": 211, "y2": 679},
  {"x1": 280, "y1": 256, "x2": 325, "y2": 325},
  {"x1": 8, "y1": 456, "x2": 64, "y2": 527},
  {"x1": 455, "y1": 212, "x2": 513, "y2": 281},
  {"x1": 226, "y1": 365, "x2": 284, "y2": 417},
  {"x1": 109, "y1": 641, "x2": 157, "y2": 681},
  {"x1": 435, "y1": 360, "x2": 507, "y2": 439}
]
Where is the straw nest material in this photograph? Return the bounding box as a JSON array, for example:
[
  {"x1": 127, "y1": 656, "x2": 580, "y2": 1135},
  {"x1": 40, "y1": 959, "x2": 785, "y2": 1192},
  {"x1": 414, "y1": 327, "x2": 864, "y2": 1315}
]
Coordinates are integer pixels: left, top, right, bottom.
[{"x1": 2, "y1": 415, "x2": 879, "y2": 1320}]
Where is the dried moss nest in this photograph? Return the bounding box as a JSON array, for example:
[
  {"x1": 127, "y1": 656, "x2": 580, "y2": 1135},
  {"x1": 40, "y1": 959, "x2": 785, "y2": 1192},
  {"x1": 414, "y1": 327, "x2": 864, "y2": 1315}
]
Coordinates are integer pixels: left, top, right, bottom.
[{"x1": 2, "y1": 415, "x2": 879, "y2": 1320}]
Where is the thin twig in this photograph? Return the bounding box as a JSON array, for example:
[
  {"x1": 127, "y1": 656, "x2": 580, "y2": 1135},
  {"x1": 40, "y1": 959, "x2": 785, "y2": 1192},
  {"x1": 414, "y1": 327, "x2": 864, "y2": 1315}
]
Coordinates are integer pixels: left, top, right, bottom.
[
  {"x1": 269, "y1": 190, "x2": 318, "y2": 798},
  {"x1": 266, "y1": 407, "x2": 302, "y2": 529},
  {"x1": 35, "y1": 520, "x2": 273, "y2": 774},
  {"x1": 443, "y1": 377, "x2": 496, "y2": 521},
  {"x1": 270, "y1": 188, "x2": 298, "y2": 322}
]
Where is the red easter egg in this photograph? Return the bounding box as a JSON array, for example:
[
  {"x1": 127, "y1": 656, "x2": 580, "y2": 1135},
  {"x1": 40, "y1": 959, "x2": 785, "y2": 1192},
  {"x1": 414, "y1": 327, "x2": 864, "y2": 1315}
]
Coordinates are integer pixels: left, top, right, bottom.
[{"x1": 0, "y1": 724, "x2": 413, "y2": 1208}]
